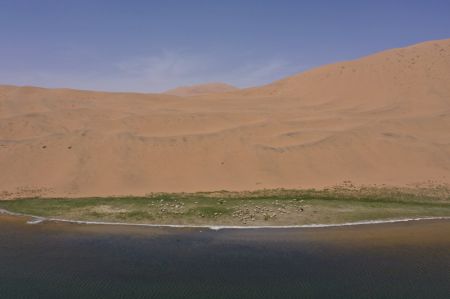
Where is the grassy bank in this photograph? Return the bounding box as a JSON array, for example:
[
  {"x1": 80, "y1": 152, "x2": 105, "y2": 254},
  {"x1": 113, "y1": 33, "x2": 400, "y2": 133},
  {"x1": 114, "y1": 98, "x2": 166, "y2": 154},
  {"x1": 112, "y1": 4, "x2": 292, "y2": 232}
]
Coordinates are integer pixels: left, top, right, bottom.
[{"x1": 0, "y1": 186, "x2": 449, "y2": 226}]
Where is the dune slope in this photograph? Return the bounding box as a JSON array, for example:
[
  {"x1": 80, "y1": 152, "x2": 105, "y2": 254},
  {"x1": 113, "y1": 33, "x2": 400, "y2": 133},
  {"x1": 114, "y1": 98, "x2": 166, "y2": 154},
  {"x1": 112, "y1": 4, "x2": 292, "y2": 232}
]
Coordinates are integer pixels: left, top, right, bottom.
[{"x1": 1, "y1": 39, "x2": 450, "y2": 197}]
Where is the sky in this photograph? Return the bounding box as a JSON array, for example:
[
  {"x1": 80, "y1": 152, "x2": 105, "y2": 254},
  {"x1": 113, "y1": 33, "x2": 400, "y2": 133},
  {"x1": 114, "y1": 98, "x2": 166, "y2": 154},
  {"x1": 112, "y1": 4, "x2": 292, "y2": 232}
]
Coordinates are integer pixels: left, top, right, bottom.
[{"x1": 1, "y1": 0, "x2": 450, "y2": 92}]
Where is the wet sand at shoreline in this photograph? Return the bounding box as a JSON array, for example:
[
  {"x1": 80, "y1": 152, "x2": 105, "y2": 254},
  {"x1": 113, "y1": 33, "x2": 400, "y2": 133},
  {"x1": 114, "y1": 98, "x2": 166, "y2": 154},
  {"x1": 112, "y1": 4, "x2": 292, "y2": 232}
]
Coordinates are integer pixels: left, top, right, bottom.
[{"x1": 2, "y1": 214, "x2": 450, "y2": 244}]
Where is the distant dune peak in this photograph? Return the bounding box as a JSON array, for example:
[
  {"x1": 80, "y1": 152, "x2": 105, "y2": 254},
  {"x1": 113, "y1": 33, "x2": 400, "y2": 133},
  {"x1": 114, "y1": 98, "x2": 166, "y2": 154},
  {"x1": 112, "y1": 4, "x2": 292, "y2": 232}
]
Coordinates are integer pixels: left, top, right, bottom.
[{"x1": 164, "y1": 82, "x2": 238, "y2": 96}]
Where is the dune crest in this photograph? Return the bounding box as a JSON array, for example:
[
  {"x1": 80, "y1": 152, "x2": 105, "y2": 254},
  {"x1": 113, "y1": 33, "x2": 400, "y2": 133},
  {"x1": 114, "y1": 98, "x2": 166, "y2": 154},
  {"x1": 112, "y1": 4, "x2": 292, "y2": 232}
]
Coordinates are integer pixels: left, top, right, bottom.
[{"x1": 1, "y1": 39, "x2": 450, "y2": 197}]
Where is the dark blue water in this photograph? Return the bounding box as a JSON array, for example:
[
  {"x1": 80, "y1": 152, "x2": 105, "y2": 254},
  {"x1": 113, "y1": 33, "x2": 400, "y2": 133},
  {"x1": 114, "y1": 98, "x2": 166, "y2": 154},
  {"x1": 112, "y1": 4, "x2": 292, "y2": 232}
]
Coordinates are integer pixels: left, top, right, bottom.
[{"x1": 0, "y1": 216, "x2": 449, "y2": 298}]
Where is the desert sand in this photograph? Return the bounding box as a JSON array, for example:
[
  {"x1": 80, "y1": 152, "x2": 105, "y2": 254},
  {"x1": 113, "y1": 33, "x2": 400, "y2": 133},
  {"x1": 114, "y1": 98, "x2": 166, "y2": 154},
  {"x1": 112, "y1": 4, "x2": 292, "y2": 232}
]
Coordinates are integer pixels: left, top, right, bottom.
[
  {"x1": 164, "y1": 82, "x2": 238, "y2": 97},
  {"x1": 0, "y1": 39, "x2": 449, "y2": 197}
]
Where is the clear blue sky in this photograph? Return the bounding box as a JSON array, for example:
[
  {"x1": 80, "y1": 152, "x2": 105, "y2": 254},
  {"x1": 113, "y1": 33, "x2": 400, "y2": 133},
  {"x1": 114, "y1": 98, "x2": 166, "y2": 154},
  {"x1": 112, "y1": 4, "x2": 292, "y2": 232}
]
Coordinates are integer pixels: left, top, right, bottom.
[{"x1": 1, "y1": 0, "x2": 449, "y2": 92}]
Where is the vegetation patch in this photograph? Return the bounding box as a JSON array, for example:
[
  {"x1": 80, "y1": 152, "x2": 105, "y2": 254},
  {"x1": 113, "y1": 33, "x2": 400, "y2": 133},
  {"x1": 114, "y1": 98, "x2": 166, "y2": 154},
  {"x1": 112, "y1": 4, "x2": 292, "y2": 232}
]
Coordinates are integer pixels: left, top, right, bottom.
[{"x1": 0, "y1": 186, "x2": 449, "y2": 226}]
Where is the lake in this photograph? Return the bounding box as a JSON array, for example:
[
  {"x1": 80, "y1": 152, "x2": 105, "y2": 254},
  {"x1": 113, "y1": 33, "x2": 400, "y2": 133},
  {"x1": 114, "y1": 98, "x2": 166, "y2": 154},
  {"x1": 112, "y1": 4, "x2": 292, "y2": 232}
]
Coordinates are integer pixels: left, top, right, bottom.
[{"x1": 0, "y1": 215, "x2": 449, "y2": 298}]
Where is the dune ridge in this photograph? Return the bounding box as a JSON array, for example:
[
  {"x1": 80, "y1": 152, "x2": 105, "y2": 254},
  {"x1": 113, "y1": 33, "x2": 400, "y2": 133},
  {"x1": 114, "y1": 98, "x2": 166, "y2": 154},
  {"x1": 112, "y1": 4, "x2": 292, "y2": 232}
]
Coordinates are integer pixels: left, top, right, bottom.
[
  {"x1": 1, "y1": 39, "x2": 450, "y2": 198},
  {"x1": 164, "y1": 82, "x2": 238, "y2": 96}
]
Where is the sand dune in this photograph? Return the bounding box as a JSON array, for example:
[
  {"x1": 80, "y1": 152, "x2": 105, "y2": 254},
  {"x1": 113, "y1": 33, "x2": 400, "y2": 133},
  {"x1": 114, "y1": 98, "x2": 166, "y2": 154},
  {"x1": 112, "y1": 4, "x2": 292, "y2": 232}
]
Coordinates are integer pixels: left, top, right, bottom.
[
  {"x1": 164, "y1": 82, "x2": 238, "y2": 96},
  {"x1": 1, "y1": 39, "x2": 450, "y2": 197}
]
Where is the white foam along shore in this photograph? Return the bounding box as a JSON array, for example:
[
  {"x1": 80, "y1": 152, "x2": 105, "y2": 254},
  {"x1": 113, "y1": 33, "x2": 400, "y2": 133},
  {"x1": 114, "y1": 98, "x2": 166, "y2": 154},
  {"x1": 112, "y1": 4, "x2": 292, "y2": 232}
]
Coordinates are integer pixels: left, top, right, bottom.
[{"x1": 1, "y1": 208, "x2": 449, "y2": 230}]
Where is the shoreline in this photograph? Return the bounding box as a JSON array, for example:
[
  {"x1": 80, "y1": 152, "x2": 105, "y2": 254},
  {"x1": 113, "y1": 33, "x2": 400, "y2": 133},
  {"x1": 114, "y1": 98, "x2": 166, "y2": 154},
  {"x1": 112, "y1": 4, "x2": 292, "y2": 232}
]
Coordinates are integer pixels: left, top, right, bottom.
[{"x1": 1, "y1": 208, "x2": 449, "y2": 231}]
